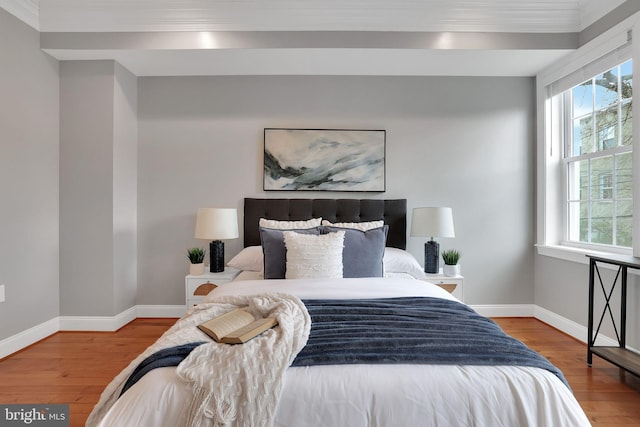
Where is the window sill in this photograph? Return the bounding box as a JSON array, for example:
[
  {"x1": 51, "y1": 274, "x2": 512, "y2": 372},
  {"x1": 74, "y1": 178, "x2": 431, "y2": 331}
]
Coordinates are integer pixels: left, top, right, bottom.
[
  {"x1": 536, "y1": 244, "x2": 637, "y2": 273},
  {"x1": 536, "y1": 244, "x2": 595, "y2": 264}
]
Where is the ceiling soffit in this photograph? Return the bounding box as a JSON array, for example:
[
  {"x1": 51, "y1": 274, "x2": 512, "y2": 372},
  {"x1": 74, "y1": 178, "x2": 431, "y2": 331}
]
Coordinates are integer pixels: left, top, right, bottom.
[{"x1": 2, "y1": 0, "x2": 634, "y2": 76}]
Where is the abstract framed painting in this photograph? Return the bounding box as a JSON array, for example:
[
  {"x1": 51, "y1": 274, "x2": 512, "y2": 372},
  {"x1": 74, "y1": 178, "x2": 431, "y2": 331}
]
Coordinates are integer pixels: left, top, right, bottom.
[{"x1": 263, "y1": 128, "x2": 386, "y2": 192}]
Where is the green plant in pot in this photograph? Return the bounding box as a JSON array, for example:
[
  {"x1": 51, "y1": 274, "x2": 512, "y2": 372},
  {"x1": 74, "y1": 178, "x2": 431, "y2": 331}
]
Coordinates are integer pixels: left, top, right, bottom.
[
  {"x1": 442, "y1": 249, "x2": 461, "y2": 277},
  {"x1": 187, "y1": 247, "x2": 206, "y2": 275}
]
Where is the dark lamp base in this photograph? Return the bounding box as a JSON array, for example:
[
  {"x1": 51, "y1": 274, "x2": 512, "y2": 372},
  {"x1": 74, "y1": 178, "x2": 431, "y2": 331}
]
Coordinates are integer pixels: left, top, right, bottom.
[
  {"x1": 209, "y1": 240, "x2": 225, "y2": 273},
  {"x1": 424, "y1": 240, "x2": 440, "y2": 274}
]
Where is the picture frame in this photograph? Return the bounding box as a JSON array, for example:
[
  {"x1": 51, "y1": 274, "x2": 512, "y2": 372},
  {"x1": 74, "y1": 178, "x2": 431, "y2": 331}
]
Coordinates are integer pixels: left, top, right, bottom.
[{"x1": 263, "y1": 128, "x2": 386, "y2": 192}]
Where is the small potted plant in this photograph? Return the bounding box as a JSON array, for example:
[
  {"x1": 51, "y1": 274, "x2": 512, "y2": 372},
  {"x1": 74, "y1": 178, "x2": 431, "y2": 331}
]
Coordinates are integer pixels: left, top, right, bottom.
[
  {"x1": 186, "y1": 247, "x2": 206, "y2": 276},
  {"x1": 442, "y1": 249, "x2": 461, "y2": 277}
]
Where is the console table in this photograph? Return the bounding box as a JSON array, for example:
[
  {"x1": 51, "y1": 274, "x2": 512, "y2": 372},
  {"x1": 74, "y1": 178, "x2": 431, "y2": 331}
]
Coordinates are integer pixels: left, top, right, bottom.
[{"x1": 587, "y1": 254, "x2": 640, "y2": 377}]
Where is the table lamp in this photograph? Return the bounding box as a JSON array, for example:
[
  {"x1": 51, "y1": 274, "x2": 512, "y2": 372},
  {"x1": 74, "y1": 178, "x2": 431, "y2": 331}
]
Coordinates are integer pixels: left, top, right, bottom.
[
  {"x1": 194, "y1": 208, "x2": 239, "y2": 273},
  {"x1": 410, "y1": 207, "x2": 455, "y2": 274}
]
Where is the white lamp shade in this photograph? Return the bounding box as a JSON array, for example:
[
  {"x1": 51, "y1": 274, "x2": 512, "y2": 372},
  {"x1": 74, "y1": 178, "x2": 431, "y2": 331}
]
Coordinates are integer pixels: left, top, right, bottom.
[
  {"x1": 410, "y1": 207, "x2": 455, "y2": 238},
  {"x1": 194, "y1": 208, "x2": 239, "y2": 240}
]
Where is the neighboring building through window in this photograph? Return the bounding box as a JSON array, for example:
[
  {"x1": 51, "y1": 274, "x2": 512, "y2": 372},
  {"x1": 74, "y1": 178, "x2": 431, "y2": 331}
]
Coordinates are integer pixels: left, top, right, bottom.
[{"x1": 564, "y1": 59, "x2": 633, "y2": 248}]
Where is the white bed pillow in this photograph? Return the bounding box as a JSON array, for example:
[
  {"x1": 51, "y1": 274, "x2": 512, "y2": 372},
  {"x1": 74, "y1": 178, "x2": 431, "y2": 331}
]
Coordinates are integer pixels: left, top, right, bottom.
[
  {"x1": 383, "y1": 247, "x2": 426, "y2": 279},
  {"x1": 259, "y1": 217, "x2": 322, "y2": 230},
  {"x1": 227, "y1": 246, "x2": 263, "y2": 272},
  {"x1": 283, "y1": 230, "x2": 345, "y2": 279},
  {"x1": 321, "y1": 219, "x2": 384, "y2": 231}
]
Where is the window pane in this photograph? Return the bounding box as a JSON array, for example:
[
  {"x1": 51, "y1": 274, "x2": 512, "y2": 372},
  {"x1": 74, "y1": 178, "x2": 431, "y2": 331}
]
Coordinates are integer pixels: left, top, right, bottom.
[
  {"x1": 621, "y1": 60, "x2": 632, "y2": 100},
  {"x1": 616, "y1": 152, "x2": 633, "y2": 199},
  {"x1": 573, "y1": 80, "x2": 593, "y2": 117},
  {"x1": 580, "y1": 201, "x2": 589, "y2": 243},
  {"x1": 621, "y1": 101, "x2": 632, "y2": 146},
  {"x1": 573, "y1": 116, "x2": 594, "y2": 155},
  {"x1": 568, "y1": 201, "x2": 587, "y2": 242},
  {"x1": 568, "y1": 160, "x2": 589, "y2": 200},
  {"x1": 590, "y1": 156, "x2": 613, "y2": 200},
  {"x1": 595, "y1": 108, "x2": 618, "y2": 150},
  {"x1": 616, "y1": 200, "x2": 633, "y2": 247},
  {"x1": 595, "y1": 67, "x2": 619, "y2": 110},
  {"x1": 591, "y1": 201, "x2": 613, "y2": 245}
]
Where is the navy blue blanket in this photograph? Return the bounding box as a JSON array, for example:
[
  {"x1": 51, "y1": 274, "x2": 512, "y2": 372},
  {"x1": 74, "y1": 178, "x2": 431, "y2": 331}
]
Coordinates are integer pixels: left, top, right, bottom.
[
  {"x1": 291, "y1": 297, "x2": 569, "y2": 388},
  {"x1": 120, "y1": 297, "x2": 568, "y2": 396},
  {"x1": 120, "y1": 342, "x2": 206, "y2": 397}
]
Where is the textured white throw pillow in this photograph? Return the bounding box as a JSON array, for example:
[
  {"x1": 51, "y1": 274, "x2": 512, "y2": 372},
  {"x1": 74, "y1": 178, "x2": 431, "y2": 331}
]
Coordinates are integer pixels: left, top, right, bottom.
[
  {"x1": 283, "y1": 230, "x2": 345, "y2": 279},
  {"x1": 321, "y1": 219, "x2": 384, "y2": 231},
  {"x1": 259, "y1": 218, "x2": 322, "y2": 230}
]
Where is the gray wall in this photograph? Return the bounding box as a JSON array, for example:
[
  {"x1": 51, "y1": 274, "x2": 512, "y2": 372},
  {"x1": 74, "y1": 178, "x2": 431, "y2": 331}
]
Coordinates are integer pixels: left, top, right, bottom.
[
  {"x1": 535, "y1": 255, "x2": 640, "y2": 349},
  {"x1": 59, "y1": 60, "x2": 138, "y2": 316},
  {"x1": 0, "y1": 4, "x2": 537, "y2": 336},
  {"x1": 138, "y1": 75, "x2": 536, "y2": 306},
  {"x1": 113, "y1": 63, "x2": 138, "y2": 313},
  {"x1": 0, "y1": 8, "x2": 60, "y2": 339}
]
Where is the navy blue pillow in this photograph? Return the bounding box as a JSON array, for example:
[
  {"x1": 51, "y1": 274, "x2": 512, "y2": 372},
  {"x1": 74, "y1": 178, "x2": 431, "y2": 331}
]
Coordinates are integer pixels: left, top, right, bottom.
[
  {"x1": 260, "y1": 227, "x2": 321, "y2": 279},
  {"x1": 321, "y1": 225, "x2": 388, "y2": 278}
]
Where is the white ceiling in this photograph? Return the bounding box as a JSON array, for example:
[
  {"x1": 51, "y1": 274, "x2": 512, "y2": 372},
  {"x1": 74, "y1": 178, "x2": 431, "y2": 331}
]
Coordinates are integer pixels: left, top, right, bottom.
[{"x1": 1, "y1": 0, "x2": 630, "y2": 77}]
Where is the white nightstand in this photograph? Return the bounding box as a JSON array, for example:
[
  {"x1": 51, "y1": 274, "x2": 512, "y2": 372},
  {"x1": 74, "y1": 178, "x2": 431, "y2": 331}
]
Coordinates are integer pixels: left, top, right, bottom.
[
  {"x1": 423, "y1": 270, "x2": 464, "y2": 301},
  {"x1": 185, "y1": 267, "x2": 240, "y2": 308}
]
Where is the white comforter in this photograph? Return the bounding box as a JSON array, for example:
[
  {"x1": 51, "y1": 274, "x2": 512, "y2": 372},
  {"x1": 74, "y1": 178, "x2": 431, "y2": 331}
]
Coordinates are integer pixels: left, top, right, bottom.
[{"x1": 97, "y1": 277, "x2": 591, "y2": 427}]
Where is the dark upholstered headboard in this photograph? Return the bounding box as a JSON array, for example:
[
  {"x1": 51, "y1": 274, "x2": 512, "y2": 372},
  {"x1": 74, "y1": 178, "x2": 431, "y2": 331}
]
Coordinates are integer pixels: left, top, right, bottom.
[{"x1": 244, "y1": 198, "x2": 407, "y2": 249}]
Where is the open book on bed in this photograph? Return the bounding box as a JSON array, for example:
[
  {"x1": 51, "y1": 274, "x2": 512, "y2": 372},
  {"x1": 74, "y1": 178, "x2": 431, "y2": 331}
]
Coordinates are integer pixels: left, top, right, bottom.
[{"x1": 197, "y1": 308, "x2": 278, "y2": 344}]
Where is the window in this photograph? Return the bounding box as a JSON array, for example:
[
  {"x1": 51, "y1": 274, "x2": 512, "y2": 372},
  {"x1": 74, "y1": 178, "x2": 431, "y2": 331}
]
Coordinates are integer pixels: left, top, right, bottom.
[
  {"x1": 537, "y1": 25, "x2": 637, "y2": 261},
  {"x1": 564, "y1": 59, "x2": 633, "y2": 248}
]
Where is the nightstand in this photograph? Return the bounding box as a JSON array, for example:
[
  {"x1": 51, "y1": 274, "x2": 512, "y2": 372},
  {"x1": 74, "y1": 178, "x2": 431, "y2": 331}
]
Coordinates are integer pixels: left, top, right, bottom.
[
  {"x1": 185, "y1": 267, "x2": 240, "y2": 308},
  {"x1": 424, "y1": 270, "x2": 464, "y2": 301}
]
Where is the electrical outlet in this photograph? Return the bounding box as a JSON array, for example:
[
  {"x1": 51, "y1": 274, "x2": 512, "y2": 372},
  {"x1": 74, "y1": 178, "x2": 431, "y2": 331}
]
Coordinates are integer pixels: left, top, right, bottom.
[{"x1": 0, "y1": 284, "x2": 4, "y2": 303}]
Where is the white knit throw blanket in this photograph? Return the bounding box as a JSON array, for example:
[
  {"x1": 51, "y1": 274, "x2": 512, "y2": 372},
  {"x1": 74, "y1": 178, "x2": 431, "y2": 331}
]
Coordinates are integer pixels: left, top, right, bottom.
[{"x1": 86, "y1": 293, "x2": 310, "y2": 427}]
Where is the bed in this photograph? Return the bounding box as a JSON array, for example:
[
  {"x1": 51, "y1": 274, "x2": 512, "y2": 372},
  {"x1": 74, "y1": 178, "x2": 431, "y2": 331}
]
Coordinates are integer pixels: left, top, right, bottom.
[{"x1": 87, "y1": 198, "x2": 590, "y2": 427}]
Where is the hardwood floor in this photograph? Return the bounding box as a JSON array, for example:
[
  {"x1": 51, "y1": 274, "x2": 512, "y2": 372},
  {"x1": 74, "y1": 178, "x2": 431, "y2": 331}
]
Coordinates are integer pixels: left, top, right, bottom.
[
  {"x1": 494, "y1": 318, "x2": 640, "y2": 426},
  {"x1": 0, "y1": 317, "x2": 639, "y2": 426},
  {"x1": 0, "y1": 318, "x2": 175, "y2": 427}
]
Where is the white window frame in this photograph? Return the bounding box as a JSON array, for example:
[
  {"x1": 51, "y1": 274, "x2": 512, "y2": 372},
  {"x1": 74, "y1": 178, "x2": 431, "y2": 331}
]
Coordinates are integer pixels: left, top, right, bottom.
[
  {"x1": 536, "y1": 13, "x2": 640, "y2": 264},
  {"x1": 562, "y1": 68, "x2": 633, "y2": 249}
]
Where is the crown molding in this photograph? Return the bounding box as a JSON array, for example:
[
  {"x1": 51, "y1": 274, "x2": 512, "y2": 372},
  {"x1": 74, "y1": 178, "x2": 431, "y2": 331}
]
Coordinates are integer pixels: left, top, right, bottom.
[{"x1": 0, "y1": 0, "x2": 39, "y2": 30}]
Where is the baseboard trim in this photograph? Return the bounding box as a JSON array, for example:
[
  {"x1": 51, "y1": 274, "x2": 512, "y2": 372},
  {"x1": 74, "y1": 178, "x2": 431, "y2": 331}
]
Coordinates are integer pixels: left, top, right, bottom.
[
  {"x1": 59, "y1": 306, "x2": 138, "y2": 332},
  {"x1": 471, "y1": 304, "x2": 535, "y2": 318},
  {"x1": 136, "y1": 305, "x2": 186, "y2": 318},
  {"x1": 533, "y1": 305, "x2": 619, "y2": 346},
  {"x1": 0, "y1": 317, "x2": 59, "y2": 359},
  {"x1": 0, "y1": 304, "x2": 186, "y2": 359}
]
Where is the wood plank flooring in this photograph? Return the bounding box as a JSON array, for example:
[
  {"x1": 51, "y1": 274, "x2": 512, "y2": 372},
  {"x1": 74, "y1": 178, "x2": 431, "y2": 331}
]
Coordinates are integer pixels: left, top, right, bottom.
[
  {"x1": 0, "y1": 318, "x2": 174, "y2": 426},
  {"x1": 0, "y1": 317, "x2": 639, "y2": 426},
  {"x1": 494, "y1": 318, "x2": 640, "y2": 426}
]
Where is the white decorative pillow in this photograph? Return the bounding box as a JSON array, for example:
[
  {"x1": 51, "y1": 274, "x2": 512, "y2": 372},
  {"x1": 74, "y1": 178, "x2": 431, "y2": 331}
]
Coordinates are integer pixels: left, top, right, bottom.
[
  {"x1": 227, "y1": 246, "x2": 263, "y2": 272},
  {"x1": 383, "y1": 247, "x2": 426, "y2": 279},
  {"x1": 321, "y1": 219, "x2": 384, "y2": 231},
  {"x1": 259, "y1": 217, "x2": 322, "y2": 230},
  {"x1": 283, "y1": 230, "x2": 345, "y2": 279}
]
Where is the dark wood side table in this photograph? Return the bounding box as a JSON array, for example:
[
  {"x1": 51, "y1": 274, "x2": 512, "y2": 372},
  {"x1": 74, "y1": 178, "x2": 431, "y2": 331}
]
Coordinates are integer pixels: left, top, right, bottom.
[{"x1": 587, "y1": 253, "x2": 640, "y2": 377}]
